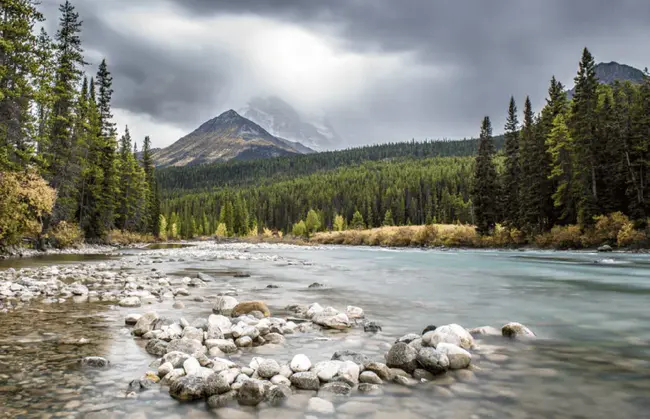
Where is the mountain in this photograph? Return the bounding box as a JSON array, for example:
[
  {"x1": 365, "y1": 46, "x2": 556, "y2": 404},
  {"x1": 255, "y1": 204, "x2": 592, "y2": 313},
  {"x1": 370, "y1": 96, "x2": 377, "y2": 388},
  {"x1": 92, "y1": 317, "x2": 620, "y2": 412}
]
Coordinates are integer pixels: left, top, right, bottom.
[
  {"x1": 151, "y1": 110, "x2": 313, "y2": 167},
  {"x1": 239, "y1": 96, "x2": 343, "y2": 151},
  {"x1": 567, "y1": 62, "x2": 646, "y2": 98}
]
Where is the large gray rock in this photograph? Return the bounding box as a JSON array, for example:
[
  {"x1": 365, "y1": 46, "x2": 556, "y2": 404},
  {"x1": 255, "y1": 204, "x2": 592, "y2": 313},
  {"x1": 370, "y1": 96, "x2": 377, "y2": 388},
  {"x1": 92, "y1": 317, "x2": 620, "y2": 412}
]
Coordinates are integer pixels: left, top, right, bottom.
[
  {"x1": 133, "y1": 312, "x2": 159, "y2": 336},
  {"x1": 161, "y1": 368, "x2": 185, "y2": 385},
  {"x1": 183, "y1": 357, "x2": 201, "y2": 376},
  {"x1": 158, "y1": 362, "x2": 174, "y2": 377},
  {"x1": 468, "y1": 326, "x2": 502, "y2": 337},
  {"x1": 182, "y1": 326, "x2": 204, "y2": 342},
  {"x1": 265, "y1": 384, "x2": 292, "y2": 407},
  {"x1": 207, "y1": 390, "x2": 237, "y2": 408},
  {"x1": 312, "y1": 312, "x2": 351, "y2": 330},
  {"x1": 422, "y1": 324, "x2": 475, "y2": 350},
  {"x1": 212, "y1": 296, "x2": 238, "y2": 315},
  {"x1": 386, "y1": 342, "x2": 418, "y2": 373},
  {"x1": 206, "y1": 325, "x2": 224, "y2": 340},
  {"x1": 166, "y1": 339, "x2": 206, "y2": 357},
  {"x1": 416, "y1": 347, "x2": 450, "y2": 374},
  {"x1": 364, "y1": 362, "x2": 393, "y2": 381},
  {"x1": 204, "y1": 372, "x2": 231, "y2": 396},
  {"x1": 206, "y1": 339, "x2": 237, "y2": 354},
  {"x1": 163, "y1": 351, "x2": 190, "y2": 368},
  {"x1": 118, "y1": 296, "x2": 141, "y2": 307},
  {"x1": 312, "y1": 361, "x2": 343, "y2": 382},
  {"x1": 257, "y1": 359, "x2": 281, "y2": 379},
  {"x1": 290, "y1": 354, "x2": 312, "y2": 372},
  {"x1": 208, "y1": 314, "x2": 232, "y2": 331},
  {"x1": 290, "y1": 371, "x2": 320, "y2": 390},
  {"x1": 436, "y1": 343, "x2": 471, "y2": 369},
  {"x1": 125, "y1": 313, "x2": 142, "y2": 325},
  {"x1": 169, "y1": 375, "x2": 206, "y2": 401},
  {"x1": 145, "y1": 339, "x2": 169, "y2": 357},
  {"x1": 237, "y1": 380, "x2": 266, "y2": 406},
  {"x1": 337, "y1": 361, "x2": 360, "y2": 384},
  {"x1": 396, "y1": 333, "x2": 421, "y2": 344},
  {"x1": 359, "y1": 371, "x2": 382, "y2": 384},
  {"x1": 502, "y1": 322, "x2": 536, "y2": 338},
  {"x1": 190, "y1": 318, "x2": 209, "y2": 331}
]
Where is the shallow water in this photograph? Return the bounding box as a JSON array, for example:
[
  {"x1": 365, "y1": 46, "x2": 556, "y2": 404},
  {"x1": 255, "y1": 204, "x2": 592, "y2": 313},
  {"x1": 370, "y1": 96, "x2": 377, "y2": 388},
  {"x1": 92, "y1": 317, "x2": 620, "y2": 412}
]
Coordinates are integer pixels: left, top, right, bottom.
[{"x1": 1, "y1": 243, "x2": 649, "y2": 418}]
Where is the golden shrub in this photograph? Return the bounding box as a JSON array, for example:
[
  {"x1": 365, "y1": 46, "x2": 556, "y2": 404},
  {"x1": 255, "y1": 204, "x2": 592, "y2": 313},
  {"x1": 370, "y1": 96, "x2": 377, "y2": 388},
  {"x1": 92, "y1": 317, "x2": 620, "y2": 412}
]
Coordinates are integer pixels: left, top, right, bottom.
[
  {"x1": 616, "y1": 222, "x2": 646, "y2": 247},
  {"x1": 49, "y1": 222, "x2": 84, "y2": 248},
  {"x1": 107, "y1": 230, "x2": 155, "y2": 245}
]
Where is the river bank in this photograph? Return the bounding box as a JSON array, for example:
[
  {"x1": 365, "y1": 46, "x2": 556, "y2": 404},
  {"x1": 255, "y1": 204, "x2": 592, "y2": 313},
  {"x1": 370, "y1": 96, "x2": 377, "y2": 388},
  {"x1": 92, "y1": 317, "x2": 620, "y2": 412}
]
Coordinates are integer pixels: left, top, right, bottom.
[{"x1": 1, "y1": 242, "x2": 649, "y2": 418}]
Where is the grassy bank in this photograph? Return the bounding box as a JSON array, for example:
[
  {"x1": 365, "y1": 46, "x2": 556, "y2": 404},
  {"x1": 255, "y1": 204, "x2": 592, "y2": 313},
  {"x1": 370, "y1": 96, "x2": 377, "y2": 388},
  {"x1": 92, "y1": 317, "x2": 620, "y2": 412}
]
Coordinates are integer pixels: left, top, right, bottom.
[{"x1": 307, "y1": 215, "x2": 650, "y2": 251}]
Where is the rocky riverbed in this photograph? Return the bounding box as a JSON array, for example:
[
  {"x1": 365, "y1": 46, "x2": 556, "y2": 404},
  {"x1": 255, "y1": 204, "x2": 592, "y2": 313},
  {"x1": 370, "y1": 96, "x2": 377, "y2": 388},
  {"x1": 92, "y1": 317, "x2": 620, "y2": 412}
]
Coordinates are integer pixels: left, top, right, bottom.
[{"x1": 1, "y1": 242, "x2": 649, "y2": 418}]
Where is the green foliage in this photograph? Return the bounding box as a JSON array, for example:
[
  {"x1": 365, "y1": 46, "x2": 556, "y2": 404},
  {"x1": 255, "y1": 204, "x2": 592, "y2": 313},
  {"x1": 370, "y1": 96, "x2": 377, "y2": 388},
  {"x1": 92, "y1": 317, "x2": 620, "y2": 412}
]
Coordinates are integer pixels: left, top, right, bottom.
[
  {"x1": 351, "y1": 210, "x2": 365, "y2": 230},
  {"x1": 215, "y1": 222, "x2": 228, "y2": 238},
  {"x1": 158, "y1": 214, "x2": 167, "y2": 240},
  {"x1": 291, "y1": 220, "x2": 307, "y2": 238},
  {"x1": 305, "y1": 209, "x2": 321, "y2": 235},
  {"x1": 333, "y1": 214, "x2": 345, "y2": 232},
  {"x1": 382, "y1": 209, "x2": 393, "y2": 226},
  {"x1": 472, "y1": 116, "x2": 498, "y2": 234}
]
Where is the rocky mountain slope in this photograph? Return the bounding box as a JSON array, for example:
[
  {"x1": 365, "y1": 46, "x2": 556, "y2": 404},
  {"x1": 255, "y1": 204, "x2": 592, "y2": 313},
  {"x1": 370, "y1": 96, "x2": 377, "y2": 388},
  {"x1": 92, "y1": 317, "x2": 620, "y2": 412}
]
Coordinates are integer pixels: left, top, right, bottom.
[
  {"x1": 567, "y1": 61, "x2": 646, "y2": 98},
  {"x1": 239, "y1": 96, "x2": 342, "y2": 151},
  {"x1": 151, "y1": 110, "x2": 312, "y2": 167}
]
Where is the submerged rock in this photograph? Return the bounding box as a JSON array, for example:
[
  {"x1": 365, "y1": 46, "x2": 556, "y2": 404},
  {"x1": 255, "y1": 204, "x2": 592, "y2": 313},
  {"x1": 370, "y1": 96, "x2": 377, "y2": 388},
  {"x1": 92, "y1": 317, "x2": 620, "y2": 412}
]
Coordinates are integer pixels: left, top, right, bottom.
[
  {"x1": 231, "y1": 301, "x2": 271, "y2": 317},
  {"x1": 436, "y1": 343, "x2": 471, "y2": 369},
  {"x1": 237, "y1": 380, "x2": 266, "y2": 406},
  {"x1": 363, "y1": 321, "x2": 382, "y2": 333},
  {"x1": 133, "y1": 312, "x2": 159, "y2": 336},
  {"x1": 422, "y1": 324, "x2": 475, "y2": 350},
  {"x1": 80, "y1": 356, "x2": 110, "y2": 368},
  {"x1": 598, "y1": 244, "x2": 613, "y2": 252},
  {"x1": 265, "y1": 384, "x2": 292, "y2": 406},
  {"x1": 502, "y1": 322, "x2": 536, "y2": 338},
  {"x1": 290, "y1": 371, "x2": 320, "y2": 390},
  {"x1": 331, "y1": 350, "x2": 369, "y2": 368},
  {"x1": 467, "y1": 326, "x2": 502, "y2": 337}
]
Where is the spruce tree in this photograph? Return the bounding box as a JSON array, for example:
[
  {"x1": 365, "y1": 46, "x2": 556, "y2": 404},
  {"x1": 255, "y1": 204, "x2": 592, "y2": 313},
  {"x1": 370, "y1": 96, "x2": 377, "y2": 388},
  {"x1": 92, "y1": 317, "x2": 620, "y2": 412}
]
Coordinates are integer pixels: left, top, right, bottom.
[
  {"x1": 0, "y1": 0, "x2": 43, "y2": 170},
  {"x1": 472, "y1": 116, "x2": 498, "y2": 234},
  {"x1": 33, "y1": 27, "x2": 55, "y2": 161},
  {"x1": 569, "y1": 48, "x2": 600, "y2": 225},
  {"x1": 382, "y1": 209, "x2": 393, "y2": 226},
  {"x1": 47, "y1": 0, "x2": 85, "y2": 223},
  {"x1": 502, "y1": 97, "x2": 520, "y2": 227},
  {"x1": 547, "y1": 113, "x2": 576, "y2": 221}
]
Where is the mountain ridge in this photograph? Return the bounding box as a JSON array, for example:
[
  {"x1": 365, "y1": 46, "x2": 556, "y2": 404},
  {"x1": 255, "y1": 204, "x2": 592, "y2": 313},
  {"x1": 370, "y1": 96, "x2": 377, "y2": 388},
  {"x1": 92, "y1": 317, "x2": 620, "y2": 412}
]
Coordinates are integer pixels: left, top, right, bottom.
[{"x1": 151, "y1": 110, "x2": 313, "y2": 167}]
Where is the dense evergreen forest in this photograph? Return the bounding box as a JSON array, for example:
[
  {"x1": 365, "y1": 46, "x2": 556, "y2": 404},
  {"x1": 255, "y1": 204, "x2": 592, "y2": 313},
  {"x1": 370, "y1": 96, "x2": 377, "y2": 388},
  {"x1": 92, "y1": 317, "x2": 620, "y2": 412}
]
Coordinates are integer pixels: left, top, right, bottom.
[
  {"x1": 160, "y1": 48, "x2": 650, "y2": 247},
  {"x1": 0, "y1": 1, "x2": 159, "y2": 247},
  {"x1": 157, "y1": 136, "x2": 504, "y2": 194}
]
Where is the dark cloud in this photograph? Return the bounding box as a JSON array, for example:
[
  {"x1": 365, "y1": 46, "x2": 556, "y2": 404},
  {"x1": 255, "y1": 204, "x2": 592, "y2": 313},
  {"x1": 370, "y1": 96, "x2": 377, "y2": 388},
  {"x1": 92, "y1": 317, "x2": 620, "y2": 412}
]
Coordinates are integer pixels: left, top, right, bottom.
[{"x1": 40, "y1": 0, "x2": 650, "y2": 146}]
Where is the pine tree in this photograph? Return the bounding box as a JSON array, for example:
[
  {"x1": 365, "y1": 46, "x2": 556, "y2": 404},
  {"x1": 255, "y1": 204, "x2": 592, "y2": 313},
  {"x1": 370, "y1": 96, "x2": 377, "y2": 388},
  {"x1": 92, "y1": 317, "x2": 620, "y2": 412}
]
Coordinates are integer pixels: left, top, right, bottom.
[
  {"x1": 351, "y1": 210, "x2": 365, "y2": 230},
  {"x1": 116, "y1": 126, "x2": 144, "y2": 230},
  {"x1": 33, "y1": 27, "x2": 55, "y2": 161},
  {"x1": 547, "y1": 113, "x2": 576, "y2": 221},
  {"x1": 472, "y1": 116, "x2": 498, "y2": 234},
  {"x1": 0, "y1": 0, "x2": 43, "y2": 170},
  {"x1": 382, "y1": 209, "x2": 393, "y2": 226},
  {"x1": 46, "y1": 0, "x2": 86, "y2": 224},
  {"x1": 569, "y1": 48, "x2": 600, "y2": 225},
  {"x1": 502, "y1": 97, "x2": 520, "y2": 226},
  {"x1": 95, "y1": 59, "x2": 118, "y2": 234}
]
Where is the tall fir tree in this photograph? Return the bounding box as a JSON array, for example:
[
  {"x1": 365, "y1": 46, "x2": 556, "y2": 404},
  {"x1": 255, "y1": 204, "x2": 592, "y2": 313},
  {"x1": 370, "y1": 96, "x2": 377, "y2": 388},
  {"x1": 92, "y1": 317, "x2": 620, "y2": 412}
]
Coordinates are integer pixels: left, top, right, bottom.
[
  {"x1": 0, "y1": 0, "x2": 43, "y2": 170},
  {"x1": 47, "y1": 0, "x2": 85, "y2": 223},
  {"x1": 569, "y1": 47, "x2": 600, "y2": 225},
  {"x1": 472, "y1": 116, "x2": 498, "y2": 234},
  {"x1": 33, "y1": 27, "x2": 55, "y2": 159},
  {"x1": 95, "y1": 59, "x2": 118, "y2": 233},
  {"x1": 547, "y1": 113, "x2": 576, "y2": 221},
  {"x1": 502, "y1": 97, "x2": 520, "y2": 227}
]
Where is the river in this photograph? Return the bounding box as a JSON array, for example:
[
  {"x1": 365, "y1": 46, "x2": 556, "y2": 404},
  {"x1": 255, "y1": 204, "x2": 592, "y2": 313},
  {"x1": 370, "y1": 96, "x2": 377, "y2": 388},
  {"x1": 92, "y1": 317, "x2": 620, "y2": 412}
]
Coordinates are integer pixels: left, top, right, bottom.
[{"x1": 1, "y1": 242, "x2": 649, "y2": 418}]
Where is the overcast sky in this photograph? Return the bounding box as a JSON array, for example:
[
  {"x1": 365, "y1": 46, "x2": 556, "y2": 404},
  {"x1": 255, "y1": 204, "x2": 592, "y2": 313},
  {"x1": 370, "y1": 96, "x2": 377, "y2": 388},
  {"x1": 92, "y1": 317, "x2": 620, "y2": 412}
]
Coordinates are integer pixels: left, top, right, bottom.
[{"x1": 40, "y1": 0, "x2": 650, "y2": 148}]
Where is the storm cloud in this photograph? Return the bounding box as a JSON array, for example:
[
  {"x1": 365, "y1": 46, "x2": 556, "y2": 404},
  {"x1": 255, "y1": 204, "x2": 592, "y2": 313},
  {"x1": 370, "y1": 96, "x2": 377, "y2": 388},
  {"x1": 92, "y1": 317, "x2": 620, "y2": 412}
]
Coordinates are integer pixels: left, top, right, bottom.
[{"x1": 40, "y1": 0, "x2": 650, "y2": 147}]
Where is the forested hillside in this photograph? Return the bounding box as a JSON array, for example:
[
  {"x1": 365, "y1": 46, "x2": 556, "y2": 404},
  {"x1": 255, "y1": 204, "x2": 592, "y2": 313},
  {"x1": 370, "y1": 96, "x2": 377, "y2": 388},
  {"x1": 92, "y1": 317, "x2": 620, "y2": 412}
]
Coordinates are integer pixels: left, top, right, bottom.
[
  {"x1": 0, "y1": 1, "x2": 159, "y2": 247},
  {"x1": 157, "y1": 136, "x2": 504, "y2": 194}
]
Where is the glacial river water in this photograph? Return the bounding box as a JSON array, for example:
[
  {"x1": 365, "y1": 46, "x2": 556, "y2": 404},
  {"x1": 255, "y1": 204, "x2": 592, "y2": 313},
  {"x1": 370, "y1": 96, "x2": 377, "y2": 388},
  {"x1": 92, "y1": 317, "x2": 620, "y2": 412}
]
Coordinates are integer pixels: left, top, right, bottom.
[{"x1": 1, "y1": 243, "x2": 649, "y2": 418}]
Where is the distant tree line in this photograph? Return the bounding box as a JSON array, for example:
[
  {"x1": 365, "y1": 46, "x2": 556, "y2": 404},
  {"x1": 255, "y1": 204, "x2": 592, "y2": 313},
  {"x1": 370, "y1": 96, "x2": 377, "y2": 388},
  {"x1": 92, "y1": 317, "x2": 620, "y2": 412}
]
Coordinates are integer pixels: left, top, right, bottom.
[{"x1": 0, "y1": 0, "x2": 159, "y2": 246}]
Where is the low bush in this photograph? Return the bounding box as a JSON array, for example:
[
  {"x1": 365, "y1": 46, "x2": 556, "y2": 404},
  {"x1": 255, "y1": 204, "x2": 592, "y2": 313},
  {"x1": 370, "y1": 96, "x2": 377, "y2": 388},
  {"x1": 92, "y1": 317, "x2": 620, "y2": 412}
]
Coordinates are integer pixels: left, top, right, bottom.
[{"x1": 49, "y1": 221, "x2": 84, "y2": 249}]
